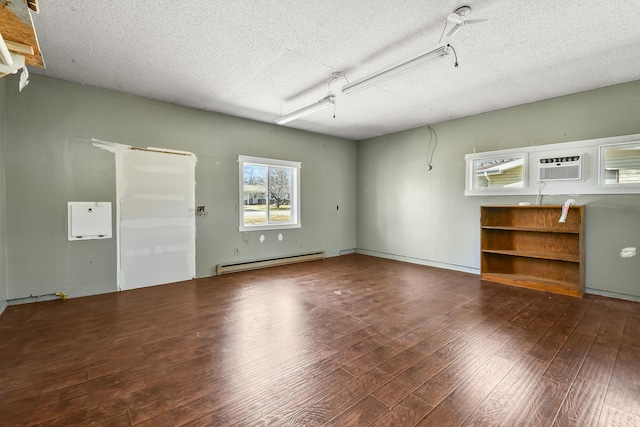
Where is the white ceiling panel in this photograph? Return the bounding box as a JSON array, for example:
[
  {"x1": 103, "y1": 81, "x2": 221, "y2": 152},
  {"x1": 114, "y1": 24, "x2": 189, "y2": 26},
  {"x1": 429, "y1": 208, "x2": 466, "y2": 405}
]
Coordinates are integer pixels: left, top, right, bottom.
[{"x1": 28, "y1": 0, "x2": 640, "y2": 140}]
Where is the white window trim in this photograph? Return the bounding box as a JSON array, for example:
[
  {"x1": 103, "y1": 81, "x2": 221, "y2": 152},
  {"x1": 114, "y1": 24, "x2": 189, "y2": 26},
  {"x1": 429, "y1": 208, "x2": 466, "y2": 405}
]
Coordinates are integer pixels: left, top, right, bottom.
[
  {"x1": 238, "y1": 155, "x2": 301, "y2": 232},
  {"x1": 599, "y1": 141, "x2": 640, "y2": 188},
  {"x1": 465, "y1": 133, "x2": 640, "y2": 196},
  {"x1": 469, "y1": 153, "x2": 527, "y2": 193}
]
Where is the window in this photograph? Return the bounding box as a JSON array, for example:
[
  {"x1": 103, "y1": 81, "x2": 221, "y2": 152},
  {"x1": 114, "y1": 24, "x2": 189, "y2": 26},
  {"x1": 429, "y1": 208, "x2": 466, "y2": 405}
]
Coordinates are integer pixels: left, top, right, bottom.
[
  {"x1": 466, "y1": 134, "x2": 640, "y2": 196},
  {"x1": 470, "y1": 154, "x2": 526, "y2": 191},
  {"x1": 238, "y1": 155, "x2": 301, "y2": 231},
  {"x1": 600, "y1": 142, "x2": 640, "y2": 186}
]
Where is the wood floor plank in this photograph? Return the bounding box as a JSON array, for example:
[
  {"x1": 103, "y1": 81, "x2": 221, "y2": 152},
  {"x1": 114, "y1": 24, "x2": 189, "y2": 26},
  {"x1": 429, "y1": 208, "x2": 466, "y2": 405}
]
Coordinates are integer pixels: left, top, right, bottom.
[
  {"x1": 255, "y1": 368, "x2": 357, "y2": 426},
  {"x1": 341, "y1": 338, "x2": 412, "y2": 377},
  {"x1": 506, "y1": 375, "x2": 563, "y2": 426},
  {"x1": 462, "y1": 355, "x2": 549, "y2": 427},
  {"x1": 604, "y1": 343, "x2": 640, "y2": 417},
  {"x1": 552, "y1": 377, "x2": 607, "y2": 427},
  {"x1": 0, "y1": 254, "x2": 637, "y2": 426},
  {"x1": 526, "y1": 298, "x2": 592, "y2": 362},
  {"x1": 494, "y1": 296, "x2": 573, "y2": 361},
  {"x1": 376, "y1": 295, "x2": 506, "y2": 377},
  {"x1": 417, "y1": 355, "x2": 514, "y2": 426},
  {"x1": 0, "y1": 388, "x2": 60, "y2": 417},
  {"x1": 168, "y1": 347, "x2": 345, "y2": 425},
  {"x1": 598, "y1": 404, "x2": 640, "y2": 427},
  {"x1": 375, "y1": 344, "x2": 432, "y2": 378},
  {"x1": 571, "y1": 297, "x2": 610, "y2": 336},
  {"x1": 38, "y1": 409, "x2": 132, "y2": 427},
  {"x1": 371, "y1": 300, "x2": 526, "y2": 408},
  {"x1": 369, "y1": 394, "x2": 433, "y2": 427},
  {"x1": 620, "y1": 309, "x2": 640, "y2": 349},
  {"x1": 267, "y1": 367, "x2": 392, "y2": 426},
  {"x1": 507, "y1": 330, "x2": 595, "y2": 426},
  {"x1": 323, "y1": 395, "x2": 388, "y2": 426},
  {"x1": 411, "y1": 338, "x2": 505, "y2": 407},
  {"x1": 131, "y1": 412, "x2": 176, "y2": 427},
  {"x1": 0, "y1": 370, "x2": 85, "y2": 406},
  {"x1": 541, "y1": 331, "x2": 594, "y2": 384},
  {"x1": 2, "y1": 390, "x2": 129, "y2": 426},
  {"x1": 171, "y1": 357, "x2": 351, "y2": 426},
  {"x1": 327, "y1": 323, "x2": 391, "y2": 351},
  {"x1": 577, "y1": 302, "x2": 627, "y2": 385},
  {"x1": 178, "y1": 412, "x2": 227, "y2": 427},
  {"x1": 372, "y1": 351, "x2": 449, "y2": 408}
]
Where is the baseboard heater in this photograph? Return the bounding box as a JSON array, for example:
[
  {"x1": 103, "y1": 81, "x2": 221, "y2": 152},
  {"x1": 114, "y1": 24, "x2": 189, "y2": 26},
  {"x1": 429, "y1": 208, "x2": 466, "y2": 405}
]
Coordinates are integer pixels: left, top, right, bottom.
[{"x1": 216, "y1": 251, "x2": 325, "y2": 275}]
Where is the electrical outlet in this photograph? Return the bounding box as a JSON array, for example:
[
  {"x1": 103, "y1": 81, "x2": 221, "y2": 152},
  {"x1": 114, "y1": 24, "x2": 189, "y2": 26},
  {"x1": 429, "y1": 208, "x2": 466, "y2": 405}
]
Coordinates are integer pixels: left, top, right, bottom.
[
  {"x1": 299, "y1": 241, "x2": 303, "y2": 248},
  {"x1": 234, "y1": 248, "x2": 240, "y2": 255}
]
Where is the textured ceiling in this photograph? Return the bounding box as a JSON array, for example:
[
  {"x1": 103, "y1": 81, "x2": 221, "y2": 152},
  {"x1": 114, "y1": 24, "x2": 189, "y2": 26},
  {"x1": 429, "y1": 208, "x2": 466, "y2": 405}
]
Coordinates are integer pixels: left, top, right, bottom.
[{"x1": 29, "y1": 0, "x2": 640, "y2": 141}]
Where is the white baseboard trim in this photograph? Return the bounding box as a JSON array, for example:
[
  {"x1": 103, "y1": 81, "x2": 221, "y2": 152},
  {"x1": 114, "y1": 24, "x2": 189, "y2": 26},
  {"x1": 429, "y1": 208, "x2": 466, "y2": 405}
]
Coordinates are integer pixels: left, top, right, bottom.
[
  {"x1": 585, "y1": 288, "x2": 640, "y2": 302},
  {"x1": 355, "y1": 249, "x2": 480, "y2": 275},
  {"x1": 339, "y1": 248, "x2": 356, "y2": 255},
  {"x1": 356, "y1": 250, "x2": 640, "y2": 302}
]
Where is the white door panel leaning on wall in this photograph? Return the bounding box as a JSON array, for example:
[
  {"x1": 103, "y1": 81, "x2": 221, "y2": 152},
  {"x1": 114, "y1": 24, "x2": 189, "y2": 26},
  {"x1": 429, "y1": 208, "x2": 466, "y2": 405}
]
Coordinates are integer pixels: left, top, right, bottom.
[{"x1": 116, "y1": 148, "x2": 196, "y2": 290}]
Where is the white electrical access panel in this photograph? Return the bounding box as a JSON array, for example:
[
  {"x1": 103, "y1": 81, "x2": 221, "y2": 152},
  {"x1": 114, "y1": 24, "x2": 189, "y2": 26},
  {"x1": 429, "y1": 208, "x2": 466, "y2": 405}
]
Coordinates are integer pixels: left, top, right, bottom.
[{"x1": 67, "y1": 202, "x2": 112, "y2": 241}]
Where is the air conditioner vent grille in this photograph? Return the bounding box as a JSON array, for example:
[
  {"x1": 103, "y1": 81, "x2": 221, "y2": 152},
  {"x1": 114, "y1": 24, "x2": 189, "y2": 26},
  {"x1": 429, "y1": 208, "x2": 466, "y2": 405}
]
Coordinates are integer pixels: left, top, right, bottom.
[{"x1": 538, "y1": 155, "x2": 583, "y2": 181}]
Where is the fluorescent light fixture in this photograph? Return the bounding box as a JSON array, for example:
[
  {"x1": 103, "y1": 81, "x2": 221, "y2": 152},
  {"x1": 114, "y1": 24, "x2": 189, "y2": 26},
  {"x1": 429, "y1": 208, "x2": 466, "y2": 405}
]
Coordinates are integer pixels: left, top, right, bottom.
[
  {"x1": 0, "y1": 31, "x2": 14, "y2": 66},
  {"x1": 342, "y1": 43, "x2": 451, "y2": 95},
  {"x1": 276, "y1": 93, "x2": 336, "y2": 125},
  {"x1": 0, "y1": 51, "x2": 25, "y2": 75}
]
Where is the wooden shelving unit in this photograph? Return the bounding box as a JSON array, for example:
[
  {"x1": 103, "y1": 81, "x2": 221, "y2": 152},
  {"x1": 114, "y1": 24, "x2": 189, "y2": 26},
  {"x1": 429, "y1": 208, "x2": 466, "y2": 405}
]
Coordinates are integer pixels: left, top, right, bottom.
[{"x1": 480, "y1": 205, "x2": 585, "y2": 297}]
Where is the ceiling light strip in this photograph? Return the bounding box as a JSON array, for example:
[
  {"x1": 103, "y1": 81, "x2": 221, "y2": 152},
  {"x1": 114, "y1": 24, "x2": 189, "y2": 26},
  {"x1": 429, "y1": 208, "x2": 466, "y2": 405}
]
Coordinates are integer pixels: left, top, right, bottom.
[
  {"x1": 276, "y1": 93, "x2": 336, "y2": 125},
  {"x1": 342, "y1": 43, "x2": 451, "y2": 95},
  {"x1": 0, "y1": 32, "x2": 15, "y2": 66}
]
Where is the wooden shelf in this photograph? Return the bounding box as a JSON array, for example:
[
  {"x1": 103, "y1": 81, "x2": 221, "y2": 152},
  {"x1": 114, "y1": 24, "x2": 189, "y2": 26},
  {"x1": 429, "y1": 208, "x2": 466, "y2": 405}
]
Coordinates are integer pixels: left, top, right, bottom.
[
  {"x1": 481, "y1": 225, "x2": 580, "y2": 234},
  {"x1": 481, "y1": 249, "x2": 580, "y2": 263},
  {"x1": 480, "y1": 205, "x2": 585, "y2": 298},
  {"x1": 481, "y1": 273, "x2": 582, "y2": 298}
]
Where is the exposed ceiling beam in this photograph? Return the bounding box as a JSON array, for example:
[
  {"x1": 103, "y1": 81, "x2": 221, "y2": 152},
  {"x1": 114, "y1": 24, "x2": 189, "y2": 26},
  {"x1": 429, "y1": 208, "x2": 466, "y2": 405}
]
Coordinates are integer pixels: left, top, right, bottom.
[{"x1": 0, "y1": 0, "x2": 44, "y2": 68}]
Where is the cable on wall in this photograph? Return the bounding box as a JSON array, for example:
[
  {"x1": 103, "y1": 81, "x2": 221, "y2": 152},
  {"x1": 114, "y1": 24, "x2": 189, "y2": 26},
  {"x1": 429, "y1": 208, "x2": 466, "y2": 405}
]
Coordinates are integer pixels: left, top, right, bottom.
[{"x1": 427, "y1": 126, "x2": 438, "y2": 171}]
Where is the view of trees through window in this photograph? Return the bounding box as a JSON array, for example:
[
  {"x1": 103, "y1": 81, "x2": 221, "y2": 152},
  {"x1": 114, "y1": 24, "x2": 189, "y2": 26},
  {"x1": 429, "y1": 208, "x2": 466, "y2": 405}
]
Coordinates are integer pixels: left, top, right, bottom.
[{"x1": 243, "y1": 163, "x2": 292, "y2": 226}]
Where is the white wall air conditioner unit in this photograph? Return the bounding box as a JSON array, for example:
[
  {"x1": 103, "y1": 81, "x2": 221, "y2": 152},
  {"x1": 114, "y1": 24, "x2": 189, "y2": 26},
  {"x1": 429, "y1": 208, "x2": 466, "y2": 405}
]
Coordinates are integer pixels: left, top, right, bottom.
[{"x1": 538, "y1": 155, "x2": 583, "y2": 181}]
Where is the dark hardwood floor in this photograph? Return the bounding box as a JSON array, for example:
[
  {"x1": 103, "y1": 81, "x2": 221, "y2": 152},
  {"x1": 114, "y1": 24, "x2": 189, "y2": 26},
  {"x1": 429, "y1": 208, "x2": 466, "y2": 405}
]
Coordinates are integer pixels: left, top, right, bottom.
[{"x1": 1, "y1": 253, "x2": 639, "y2": 426}]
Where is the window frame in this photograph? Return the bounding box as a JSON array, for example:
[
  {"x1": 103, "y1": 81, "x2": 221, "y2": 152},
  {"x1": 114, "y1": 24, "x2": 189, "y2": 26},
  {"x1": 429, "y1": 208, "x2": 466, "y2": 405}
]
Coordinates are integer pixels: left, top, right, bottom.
[
  {"x1": 238, "y1": 155, "x2": 301, "y2": 232},
  {"x1": 468, "y1": 153, "x2": 527, "y2": 193},
  {"x1": 599, "y1": 141, "x2": 640, "y2": 188},
  {"x1": 465, "y1": 133, "x2": 640, "y2": 196}
]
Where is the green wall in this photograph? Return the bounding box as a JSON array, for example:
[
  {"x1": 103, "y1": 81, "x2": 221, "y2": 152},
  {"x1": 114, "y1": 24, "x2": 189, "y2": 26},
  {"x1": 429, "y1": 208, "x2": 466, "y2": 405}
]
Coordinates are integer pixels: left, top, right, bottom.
[
  {"x1": 3, "y1": 74, "x2": 356, "y2": 300},
  {"x1": 0, "y1": 78, "x2": 7, "y2": 313},
  {"x1": 357, "y1": 80, "x2": 640, "y2": 301},
  {"x1": 4, "y1": 72, "x2": 640, "y2": 303}
]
